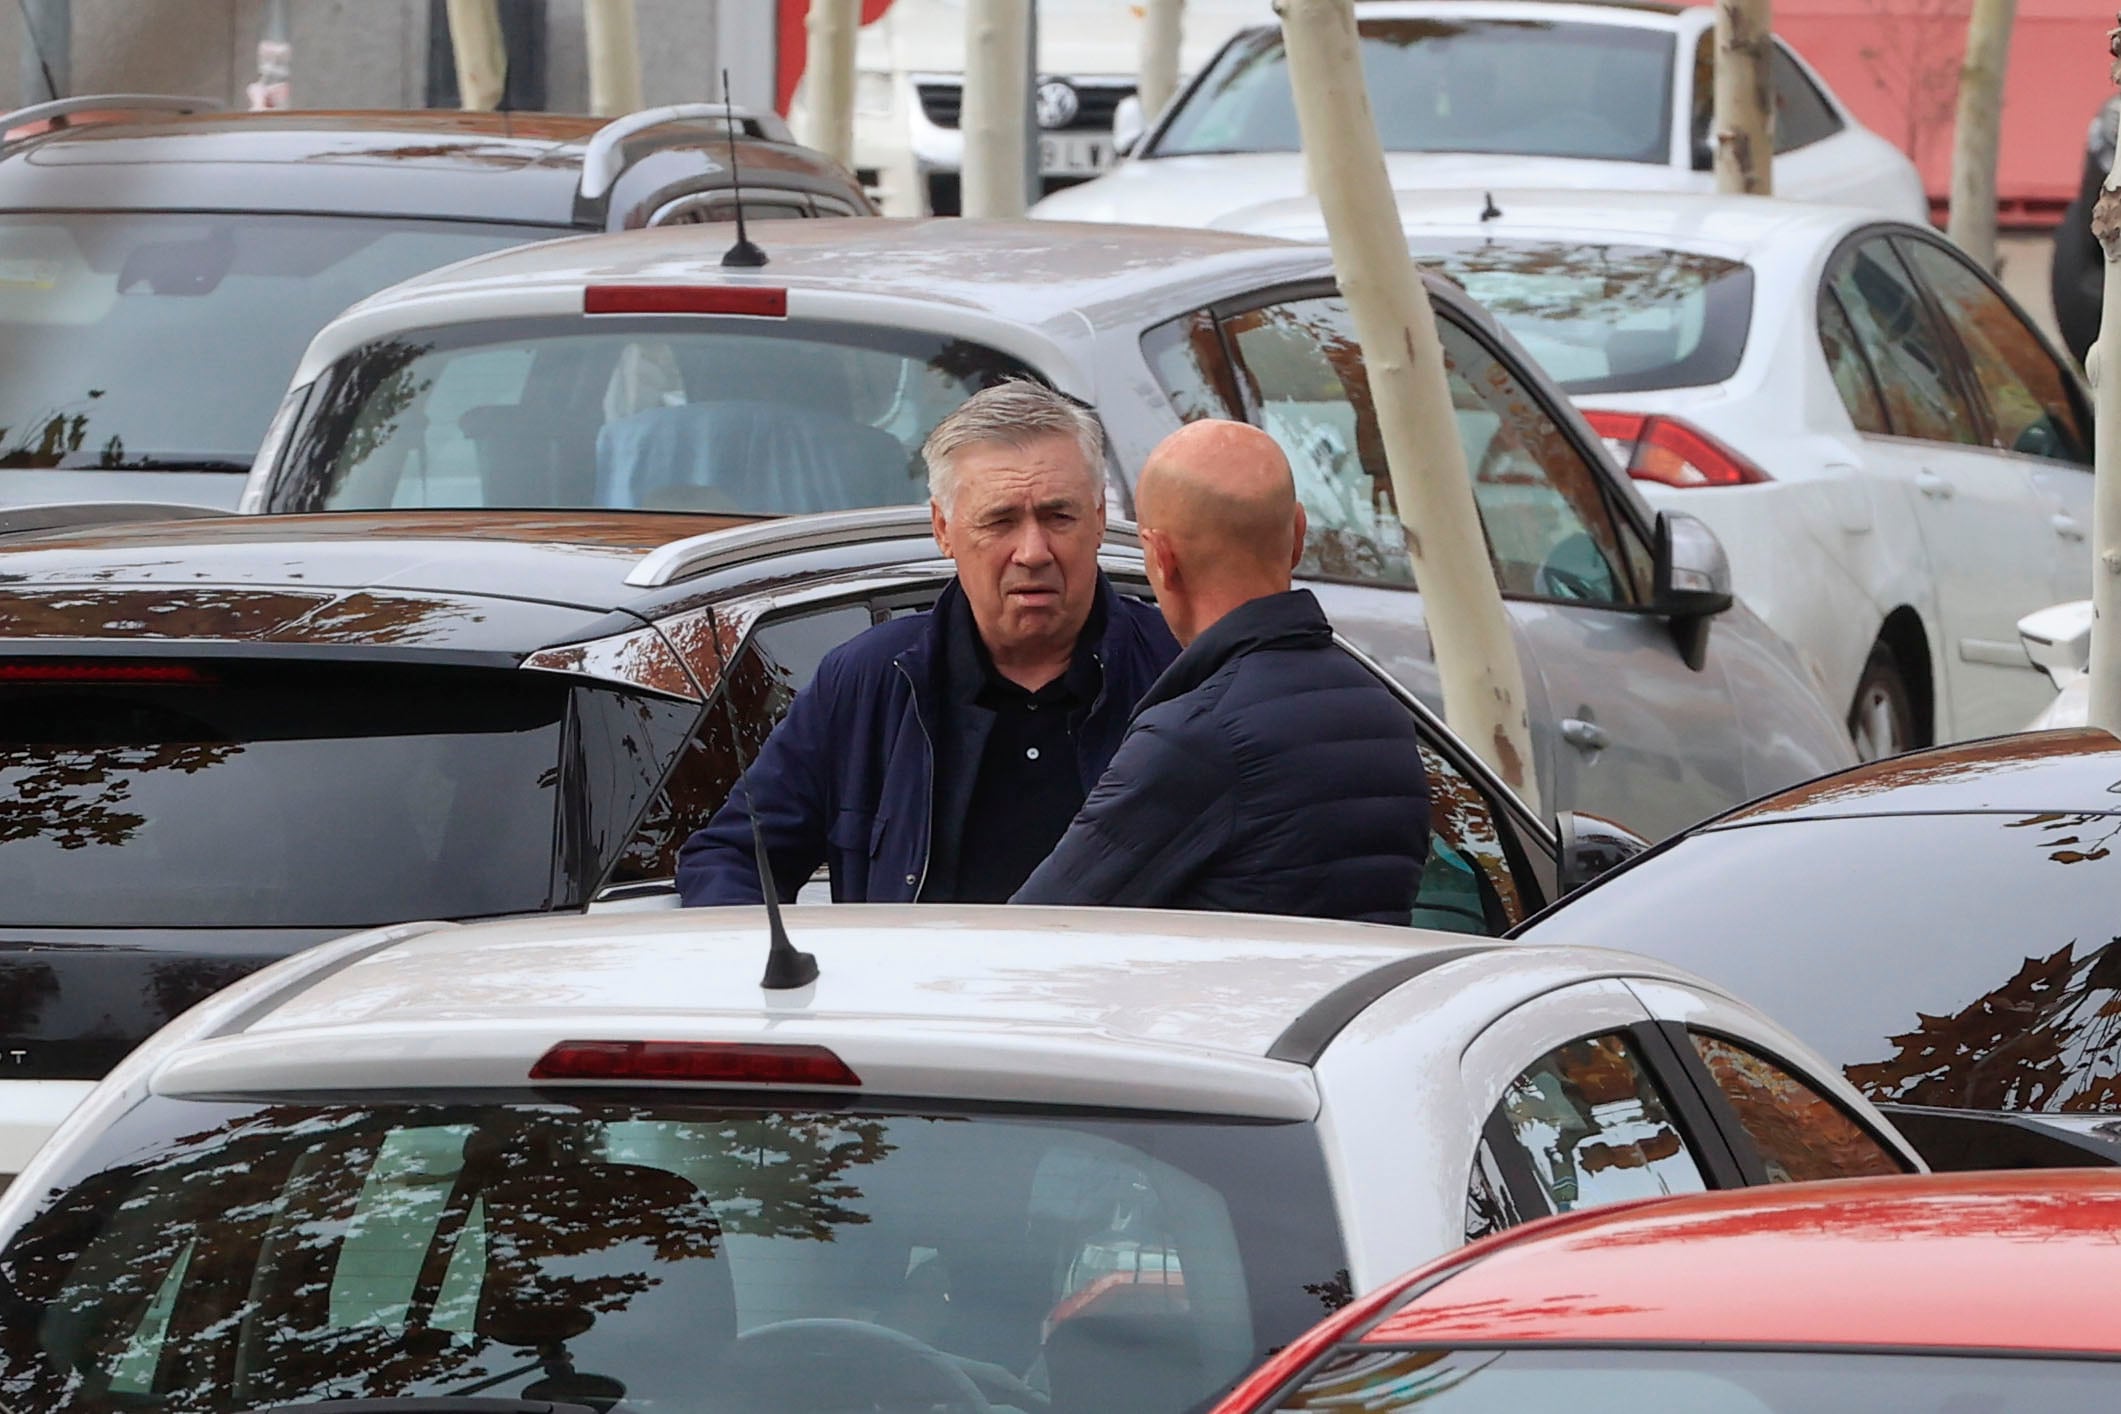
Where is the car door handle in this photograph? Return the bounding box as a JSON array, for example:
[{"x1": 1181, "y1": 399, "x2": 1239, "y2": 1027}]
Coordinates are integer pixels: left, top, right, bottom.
[
  {"x1": 1561, "y1": 718, "x2": 1610, "y2": 753},
  {"x1": 2053, "y1": 513, "x2": 2086, "y2": 542},
  {"x1": 1915, "y1": 469, "x2": 1955, "y2": 501}
]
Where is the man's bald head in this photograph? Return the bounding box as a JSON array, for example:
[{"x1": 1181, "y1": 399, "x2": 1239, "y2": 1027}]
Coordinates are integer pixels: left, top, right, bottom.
[{"x1": 1135, "y1": 420, "x2": 1307, "y2": 645}]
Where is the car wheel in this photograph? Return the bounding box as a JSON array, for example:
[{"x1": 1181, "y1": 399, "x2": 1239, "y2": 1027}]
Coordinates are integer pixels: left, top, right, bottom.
[{"x1": 1848, "y1": 646, "x2": 1916, "y2": 763}]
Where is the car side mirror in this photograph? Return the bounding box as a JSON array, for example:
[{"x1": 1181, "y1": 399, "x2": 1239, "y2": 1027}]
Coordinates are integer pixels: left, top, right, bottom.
[
  {"x1": 1112, "y1": 94, "x2": 1146, "y2": 157},
  {"x1": 1555, "y1": 810, "x2": 1648, "y2": 895},
  {"x1": 2019, "y1": 599, "x2": 2093, "y2": 688},
  {"x1": 1654, "y1": 510, "x2": 1733, "y2": 671}
]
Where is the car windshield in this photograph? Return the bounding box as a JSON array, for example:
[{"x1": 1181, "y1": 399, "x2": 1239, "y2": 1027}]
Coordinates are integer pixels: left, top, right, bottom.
[
  {"x1": 0, "y1": 1095, "x2": 1350, "y2": 1414},
  {"x1": 1513, "y1": 809, "x2": 2121, "y2": 1114},
  {"x1": 1153, "y1": 19, "x2": 1676, "y2": 164},
  {"x1": 1413, "y1": 240, "x2": 1755, "y2": 393},
  {"x1": 0, "y1": 662, "x2": 570, "y2": 926},
  {"x1": 267, "y1": 318, "x2": 1041, "y2": 515},
  {"x1": 1277, "y1": 1347, "x2": 2116, "y2": 1411},
  {"x1": 0, "y1": 212, "x2": 547, "y2": 471}
]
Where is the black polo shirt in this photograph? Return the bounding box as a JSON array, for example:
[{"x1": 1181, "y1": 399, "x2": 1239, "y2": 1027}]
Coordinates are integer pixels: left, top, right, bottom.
[{"x1": 928, "y1": 593, "x2": 1105, "y2": 903}]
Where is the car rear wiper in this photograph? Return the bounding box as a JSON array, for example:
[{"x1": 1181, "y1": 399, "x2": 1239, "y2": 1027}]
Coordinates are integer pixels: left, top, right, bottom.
[{"x1": 255, "y1": 1400, "x2": 601, "y2": 1413}]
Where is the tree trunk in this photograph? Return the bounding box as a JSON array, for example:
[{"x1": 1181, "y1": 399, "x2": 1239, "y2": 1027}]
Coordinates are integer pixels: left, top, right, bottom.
[
  {"x1": 802, "y1": 0, "x2": 861, "y2": 171},
  {"x1": 961, "y1": 0, "x2": 1031, "y2": 217},
  {"x1": 445, "y1": 0, "x2": 507, "y2": 112},
  {"x1": 1713, "y1": 0, "x2": 1774, "y2": 196},
  {"x1": 2085, "y1": 22, "x2": 2121, "y2": 734},
  {"x1": 1947, "y1": 0, "x2": 2015, "y2": 267},
  {"x1": 1138, "y1": 0, "x2": 1184, "y2": 122},
  {"x1": 1277, "y1": 0, "x2": 1542, "y2": 810},
  {"x1": 585, "y1": 0, "x2": 644, "y2": 117}
]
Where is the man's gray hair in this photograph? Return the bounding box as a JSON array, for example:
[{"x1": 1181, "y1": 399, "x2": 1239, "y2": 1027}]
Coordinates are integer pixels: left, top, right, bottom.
[{"x1": 921, "y1": 380, "x2": 1106, "y2": 513}]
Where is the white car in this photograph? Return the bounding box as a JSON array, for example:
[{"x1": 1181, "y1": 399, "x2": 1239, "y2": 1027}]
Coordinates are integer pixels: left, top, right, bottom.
[
  {"x1": 791, "y1": 0, "x2": 1271, "y2": 215},
  {"x1": 0, "y1": 905, "x2": 1920, "y2": 1411},
  {"x1": 1222, "y1": 189, "x2": 2096, "y2": 758},
  {"x1": 1030, "y1": 0, "x2": 1927, "y2": 229}
]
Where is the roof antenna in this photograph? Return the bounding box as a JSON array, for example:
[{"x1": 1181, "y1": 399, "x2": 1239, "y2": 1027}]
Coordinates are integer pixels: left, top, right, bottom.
[
  {"x1": 704, "y1": 608, "x2": 816, "y2": 990},
  {"x1": 718, "y1": 67, "x2": 768, "y2": 269},
  {"x1": 1479, "y1": 191, "x2": 1502, "y2": 224}
]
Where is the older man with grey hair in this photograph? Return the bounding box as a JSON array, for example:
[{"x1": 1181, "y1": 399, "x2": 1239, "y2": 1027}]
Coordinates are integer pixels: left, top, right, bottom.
[{"x1": 677, "y1": 381, "x2": 1178, "y2": 905}]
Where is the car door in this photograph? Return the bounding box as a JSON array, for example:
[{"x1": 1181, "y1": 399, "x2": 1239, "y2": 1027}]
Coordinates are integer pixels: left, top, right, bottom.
[
  {"x1": 1822, "y1": 234, "x2": 2056, "y2": 736},
  {"x1": 1162, "y1": 292, "x2": 1746, "y2": 838},
  {"x1": 1891, "y1": 235, "x2": 2097, "y2": 607}
]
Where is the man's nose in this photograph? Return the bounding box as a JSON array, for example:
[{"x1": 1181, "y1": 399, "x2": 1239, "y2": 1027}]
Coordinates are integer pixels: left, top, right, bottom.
[{"x1": 1010, "y1": 520, "x2": 1054, "y2": 566}]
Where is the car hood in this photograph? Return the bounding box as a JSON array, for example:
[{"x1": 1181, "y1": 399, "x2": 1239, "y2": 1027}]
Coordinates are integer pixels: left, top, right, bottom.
[{"x1": 1032, "y1": 151, "x2": 1695, "y2": 228}]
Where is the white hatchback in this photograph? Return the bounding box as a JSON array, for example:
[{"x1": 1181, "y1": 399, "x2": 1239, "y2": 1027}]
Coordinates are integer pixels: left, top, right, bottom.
[
  {"x1": 1030, "y1": 0, "x2": 1926, "y2": 229},
  {"x1": 0, "y1": 907, "x2": 1918, "y2": 1412},
  {"x1": 1223, "y1": 189, "x2": 2097, "y2": 757}
]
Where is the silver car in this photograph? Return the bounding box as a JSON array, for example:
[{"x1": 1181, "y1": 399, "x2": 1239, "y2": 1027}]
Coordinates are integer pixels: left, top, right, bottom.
[{"x1": 240, "y1": 218, "x2": 1853, "y2": 838}]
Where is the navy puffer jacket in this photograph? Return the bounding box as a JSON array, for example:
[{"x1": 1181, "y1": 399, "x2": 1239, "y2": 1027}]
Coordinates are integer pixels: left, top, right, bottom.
[{"x1": 1012, "y1": 589, "x2": 1430, "y2": 924}]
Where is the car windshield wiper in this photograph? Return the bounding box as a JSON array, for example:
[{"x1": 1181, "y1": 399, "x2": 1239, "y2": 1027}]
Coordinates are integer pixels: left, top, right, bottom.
[{"x1": 254, "y1": 1400, "x2": 601, "y2": 1413}]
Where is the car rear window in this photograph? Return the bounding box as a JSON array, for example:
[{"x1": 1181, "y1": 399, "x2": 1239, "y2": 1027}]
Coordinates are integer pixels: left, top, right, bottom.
[
  {"x1": 1413, "y1": 240, "x2": 1755, "y2": 393},
  {"x1": 268, "y1": 317, "x2": 1040, "y2": 516},
  {"x1": 0, "y1": 1094, "x2": 1351, "y2": 1414},
  {"x1": 1155, "y1": 19, "x2": 1677, "y2": 165},
  {"x1": 0, "y1": 213, "x2": 549, "y2": 471},
  {"x1": 0, "y1": 661, "x2": 568, "y2": 926}
]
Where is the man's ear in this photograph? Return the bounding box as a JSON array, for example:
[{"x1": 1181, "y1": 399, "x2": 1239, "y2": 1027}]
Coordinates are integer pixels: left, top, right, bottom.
[
  {"x1": 930, "y1": 498, "x2": 952, "y2": 557},
  {"x1": 1142, "y1": 526, "x2": 1178, "y2": 596},
  {"x1": 1289, "y1": 502, "x2": 1308, "y2": 572}
]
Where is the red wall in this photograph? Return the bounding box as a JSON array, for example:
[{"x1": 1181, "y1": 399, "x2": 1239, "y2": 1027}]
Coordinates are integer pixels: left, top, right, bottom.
[{"x1": 775, "y1": 0, "x2": 899, "y2": 113}]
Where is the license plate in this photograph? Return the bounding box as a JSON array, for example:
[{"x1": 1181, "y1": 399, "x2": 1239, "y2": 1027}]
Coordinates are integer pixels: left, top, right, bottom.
[{"x1": 1039, "y1": 134, "x2": 1111, "y2": 175}]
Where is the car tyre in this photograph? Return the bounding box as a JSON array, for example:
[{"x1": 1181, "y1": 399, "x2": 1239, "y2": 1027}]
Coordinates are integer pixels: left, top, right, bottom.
[{"x1": 1848, "y1": 645, "x2": 1916, "y2": 763}]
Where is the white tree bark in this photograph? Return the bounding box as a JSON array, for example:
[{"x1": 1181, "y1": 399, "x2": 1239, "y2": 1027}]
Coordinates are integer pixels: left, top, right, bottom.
[
  {"x1": 2084, "y1": 22, "x2": 2121, "y2": 733},
  {"x1": 802, "y1": 0, "x2": 861, "y2": 170},
  {"x1": 1138, "y1": 0, "x2": 1185, "y2": 122},
  {"x1": 445, "y1": 0, "x2": 507, "y2": 112},
  {"x1": 585, "y1": 0, "x2": 645, "y2": 117},
  {"x1": 1713, "y1": 0, "x2": 1774, "y2": 196},
  {"x1": 961, "y1": 0, "x2": 1032, "y2": 217},
  {"x1": 1947, "y1": 0, "x2": 2016, "y2": 268},
  {"x1": 1277, "y1": 0, "x2": 1542, "y2": 810}
]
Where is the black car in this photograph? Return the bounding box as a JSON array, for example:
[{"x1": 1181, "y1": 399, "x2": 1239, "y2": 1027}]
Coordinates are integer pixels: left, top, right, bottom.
[
  {"x1": 0, "y1": 504, "x2": 1588, "y2": 1186},
  {"x1": 0, "y1": 95, "x2": 873, "y2": 510},
  {"x1": 2049, "y1": 93, "x2": 2114, "y2": 365},
  {"x1": 1512, "y1": 727, "x2": 2121, "y2": 1169}
]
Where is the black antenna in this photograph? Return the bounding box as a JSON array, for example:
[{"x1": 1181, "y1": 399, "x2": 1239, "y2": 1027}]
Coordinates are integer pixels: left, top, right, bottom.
[
  {"x1": 12, "y1": 0, "x2": 63, "y2": 107},
  {"x1": 1479, "y1": 191, "x2": 1502, "y2": 224},
  {"x1": 703, "y1": 608, "x2": 816, "y2": 990},
  {"x1": 718, "y1": 67, "x2": 768, "y2": 269}
]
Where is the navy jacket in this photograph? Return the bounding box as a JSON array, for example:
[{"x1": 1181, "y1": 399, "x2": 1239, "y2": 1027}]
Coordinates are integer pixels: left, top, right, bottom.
[
  {"x1": 1013, "y1": 589, "x2": 1431, "y2": 924},
  {"x1": 676, "y1": 574, "x2": 1178, "y2": 905}
]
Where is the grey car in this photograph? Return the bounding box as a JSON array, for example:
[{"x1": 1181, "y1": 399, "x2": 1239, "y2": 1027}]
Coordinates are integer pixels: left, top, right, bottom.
[{"x1": 239, "y1": 218, "x2": 1855, "y2": 839}]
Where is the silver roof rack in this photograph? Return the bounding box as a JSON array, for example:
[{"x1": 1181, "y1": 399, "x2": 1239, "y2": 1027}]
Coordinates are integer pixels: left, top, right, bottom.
[
  {"x1": 579, "y1": 103, "x2": 798, "y2": 204},
  {"x1": 626, "y1": 505, "x2": 1143, "y2": 591},
  {"x1": 2, "y1": 93, "x2": 224, "y2": 135}
]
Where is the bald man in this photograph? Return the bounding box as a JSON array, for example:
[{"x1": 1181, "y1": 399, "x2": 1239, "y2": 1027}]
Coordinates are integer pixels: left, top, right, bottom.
[{"x1": 1013, "y1": 420, "x2": 1431, "y2": 924}]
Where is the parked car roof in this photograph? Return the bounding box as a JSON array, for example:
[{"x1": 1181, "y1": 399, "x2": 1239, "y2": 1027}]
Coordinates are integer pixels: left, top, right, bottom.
[
  {"x1": 1364, "y1": 1171, "x2": 2121, "y2": 1353},
  {"x1": 1710, "y1": 728, "x2": 2121, "y2": 826}
]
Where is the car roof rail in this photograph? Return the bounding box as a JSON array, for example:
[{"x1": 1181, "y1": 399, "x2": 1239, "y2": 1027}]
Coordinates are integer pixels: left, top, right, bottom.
[
  {"x1": 2, "y1": 93, "x2": 225, "y2": 138},
  {"x1": 0, "y1": 500, "x2": 227, "y2": 539},
  {"x1": 627, "y1": 506, "x2": 1142, "y2": 590},
  {"x1": 578, "y1": 102, "x2": 798, "y2": 204}
]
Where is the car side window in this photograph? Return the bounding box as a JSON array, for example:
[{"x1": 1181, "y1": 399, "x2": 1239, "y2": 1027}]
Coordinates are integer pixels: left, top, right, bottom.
[
  {"x1": 1463, "y1": 1138, "x2": 1525, "y2": 1243},
  {"x1": 1690, "y1": 1033, "x2": 1909, "y2": 1181},
  {"x1": 1895, "y1": 238, "x2": 2090, "y2": 465},
  {"x1": 1824, "y1": 238, "x2": 1980, "y2": 445},
  {"x1": 1218, "y1": 294, "x2": 1629, "y2": 604},
  {"x1": 1770, "y1": 45, "x2": 1844, "y2": 153},
  {"x1": 608, "y1": 602, "x2": 876, "y2": 884},
  {"x1": 1140, "y1": 309, "x2": 1243, "y2": 422},
  {"x1": 1818, "y1": 290, "x2": 1889, "y2": 435},
  {"x1": 1412, "y1": 739, "x2": 1529, "y2": 934},
  {"x1": 1490, "y1": 1033, "x2": 1709, "y2": 1222}
]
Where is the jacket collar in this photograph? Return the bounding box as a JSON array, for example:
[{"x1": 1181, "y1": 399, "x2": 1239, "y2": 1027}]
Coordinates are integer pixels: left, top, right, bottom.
[
  {"x1": 1136, "y1": 588, "x2": 1332, "y2": 715},
  {"x1": 903, "y1": 571, "x2": 1132, "y2": 711}
]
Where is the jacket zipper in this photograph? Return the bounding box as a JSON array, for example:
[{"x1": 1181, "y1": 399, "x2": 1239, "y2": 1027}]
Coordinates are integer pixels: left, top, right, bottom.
[{"x1": 894, "y1": 658, "x2": 935, "y2": 902}]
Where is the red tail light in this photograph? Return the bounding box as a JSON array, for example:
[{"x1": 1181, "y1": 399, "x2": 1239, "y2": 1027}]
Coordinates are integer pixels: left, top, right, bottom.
[
  {"x1": 531, "y1": 1039, "x2": 860, "y2": 1086},
  {"x1": 0, "y1": 661, "x2": 214, "y2": 684},
  {"x1": 584, "y1": 285, "x2": 787, "y2": 317},
  {"x1": 1582, "y1": 410, "x2": 1769, "y2": 489}
]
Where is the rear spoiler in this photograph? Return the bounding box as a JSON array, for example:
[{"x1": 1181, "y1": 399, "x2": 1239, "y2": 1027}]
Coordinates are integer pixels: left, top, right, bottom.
[{"x1": 0, "y1": 501, "x2": 227, "y2": 539}]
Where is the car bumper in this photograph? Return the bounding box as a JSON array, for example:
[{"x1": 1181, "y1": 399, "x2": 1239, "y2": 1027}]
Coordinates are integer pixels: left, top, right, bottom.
[
  {"x1": 856, "y1": 73, "x2": 1126, "y2": 215},
  {"x1": 0, "y1": 1080, "x2": 97, "y2": 1189}
]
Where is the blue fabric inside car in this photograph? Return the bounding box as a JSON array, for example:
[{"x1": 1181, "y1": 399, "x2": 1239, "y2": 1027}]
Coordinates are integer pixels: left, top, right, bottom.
[{"x1": 594, "y1": 398, "x2": 912, "y2": 514}]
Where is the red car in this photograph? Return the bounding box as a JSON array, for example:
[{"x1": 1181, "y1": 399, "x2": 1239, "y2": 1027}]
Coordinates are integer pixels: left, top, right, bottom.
[{"x1": 1213, "y1": 1172, "x2": 2121, "y2": 1414}]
